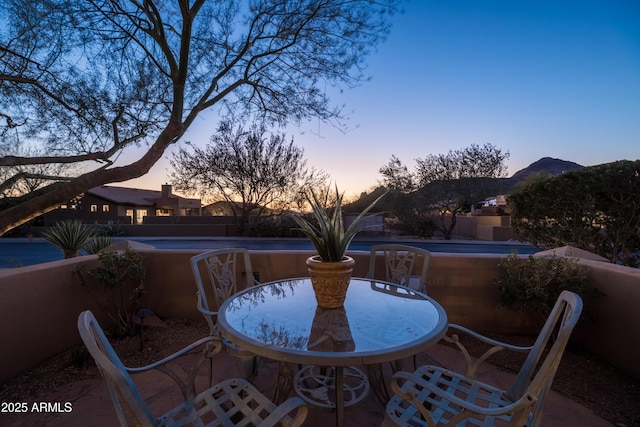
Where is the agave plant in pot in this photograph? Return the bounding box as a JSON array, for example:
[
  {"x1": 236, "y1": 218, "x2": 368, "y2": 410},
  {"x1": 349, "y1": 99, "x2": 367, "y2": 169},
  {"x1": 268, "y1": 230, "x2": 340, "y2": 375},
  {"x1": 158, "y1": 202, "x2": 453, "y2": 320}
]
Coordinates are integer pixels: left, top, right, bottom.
[{"x1": 291, "y1": 188, "x2": 386, "y2": 308}]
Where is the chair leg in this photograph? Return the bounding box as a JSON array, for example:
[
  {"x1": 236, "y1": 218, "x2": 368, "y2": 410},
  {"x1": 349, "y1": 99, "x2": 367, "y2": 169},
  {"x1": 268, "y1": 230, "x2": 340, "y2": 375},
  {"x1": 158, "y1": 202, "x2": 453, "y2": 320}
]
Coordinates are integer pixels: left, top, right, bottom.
[{"x1": 208, "y1": 355, "x2": 214, "y2": 388}]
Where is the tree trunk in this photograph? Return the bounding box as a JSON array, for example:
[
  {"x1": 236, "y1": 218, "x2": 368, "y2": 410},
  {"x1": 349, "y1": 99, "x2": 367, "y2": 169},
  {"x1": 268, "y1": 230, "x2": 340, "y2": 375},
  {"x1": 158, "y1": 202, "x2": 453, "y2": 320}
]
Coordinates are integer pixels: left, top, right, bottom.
[
  {"x1": 439, "y1": 212, "x2": 456, "y2": 240},
  {"x1": 446, "y1": 214, "x2": 458, "y2": 240},
  {"x1": 64, "y1": 250, "x2": 78, "y2": 259},
  {"x1": 0, "y1": 123, "x2": 181, "y2": 235}
]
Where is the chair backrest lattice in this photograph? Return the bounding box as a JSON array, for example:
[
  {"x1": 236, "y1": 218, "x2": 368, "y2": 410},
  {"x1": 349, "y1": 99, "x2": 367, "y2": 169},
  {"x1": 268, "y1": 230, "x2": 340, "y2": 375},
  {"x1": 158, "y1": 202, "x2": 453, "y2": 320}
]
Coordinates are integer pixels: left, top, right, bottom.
[
  {"x1": 78, "y1": 310, "x2": 155, "y2": 427},
  {"x1": 191, "y1": 248, "x2": 257, "y2": 313},
  {"x1": 368, "y1": 244, "x2": 432, "y2": 294},
  {"x1": 508, "y1": 290, "x2": 583, "y2": 425}
]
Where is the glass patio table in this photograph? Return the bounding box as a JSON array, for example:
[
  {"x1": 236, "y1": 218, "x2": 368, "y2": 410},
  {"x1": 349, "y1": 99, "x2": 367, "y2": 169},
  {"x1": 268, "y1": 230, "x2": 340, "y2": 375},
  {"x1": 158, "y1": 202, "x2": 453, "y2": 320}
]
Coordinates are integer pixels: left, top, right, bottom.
[{"x1": 217, "y1": 277, "x2": 448, "y2": 427}]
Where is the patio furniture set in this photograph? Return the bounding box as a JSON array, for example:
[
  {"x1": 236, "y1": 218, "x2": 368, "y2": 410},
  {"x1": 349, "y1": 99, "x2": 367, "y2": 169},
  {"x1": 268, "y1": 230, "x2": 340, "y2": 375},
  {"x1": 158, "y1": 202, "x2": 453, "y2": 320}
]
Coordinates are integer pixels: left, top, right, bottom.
[{"x1": 78, "y1": 245, "x2": 583, "y2": 426}]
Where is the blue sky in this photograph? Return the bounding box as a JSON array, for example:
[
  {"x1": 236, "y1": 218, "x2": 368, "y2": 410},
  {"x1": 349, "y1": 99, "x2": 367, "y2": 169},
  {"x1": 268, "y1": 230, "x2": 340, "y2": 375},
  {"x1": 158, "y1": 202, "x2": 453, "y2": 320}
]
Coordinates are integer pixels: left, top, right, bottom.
[{"x1": 124, "y1": 0, "x2": 640, "y2": 198}]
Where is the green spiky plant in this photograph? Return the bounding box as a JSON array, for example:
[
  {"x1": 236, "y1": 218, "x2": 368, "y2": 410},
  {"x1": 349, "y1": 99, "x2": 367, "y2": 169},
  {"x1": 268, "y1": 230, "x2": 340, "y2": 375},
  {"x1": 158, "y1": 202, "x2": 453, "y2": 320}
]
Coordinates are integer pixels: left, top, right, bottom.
[
  {"x1": 42, "y1": 220, "x2": 94, "y2": 258},
  {"x1": 83, "y1": 235, "x2": 115, "y2": 254},
  {"x1": 291, "y1": 187, "x2": 386, "y2": 262}
]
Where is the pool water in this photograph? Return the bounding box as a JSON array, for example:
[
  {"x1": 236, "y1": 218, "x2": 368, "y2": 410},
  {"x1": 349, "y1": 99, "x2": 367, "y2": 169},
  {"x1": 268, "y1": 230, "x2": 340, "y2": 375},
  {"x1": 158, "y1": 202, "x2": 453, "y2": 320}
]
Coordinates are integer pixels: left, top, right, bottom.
[{"x1": 0, "y1": 236, "x2": 538, "y2": 268}]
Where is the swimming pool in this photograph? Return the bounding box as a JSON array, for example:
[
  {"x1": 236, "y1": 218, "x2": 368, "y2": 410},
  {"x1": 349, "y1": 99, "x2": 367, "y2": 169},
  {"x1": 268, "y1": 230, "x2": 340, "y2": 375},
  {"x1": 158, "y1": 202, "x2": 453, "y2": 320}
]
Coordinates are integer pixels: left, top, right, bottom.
[{"x1": 0, "y1": 236, "x2": 539, "y2": 268}]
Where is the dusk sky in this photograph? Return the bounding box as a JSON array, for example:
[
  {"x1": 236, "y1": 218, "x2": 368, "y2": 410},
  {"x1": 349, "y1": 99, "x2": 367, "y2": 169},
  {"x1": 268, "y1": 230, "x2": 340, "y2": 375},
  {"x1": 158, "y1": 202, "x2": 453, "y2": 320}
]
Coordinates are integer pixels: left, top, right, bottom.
[{"x1": 123, "y1": 0, "x2": 640, "y2": 199}]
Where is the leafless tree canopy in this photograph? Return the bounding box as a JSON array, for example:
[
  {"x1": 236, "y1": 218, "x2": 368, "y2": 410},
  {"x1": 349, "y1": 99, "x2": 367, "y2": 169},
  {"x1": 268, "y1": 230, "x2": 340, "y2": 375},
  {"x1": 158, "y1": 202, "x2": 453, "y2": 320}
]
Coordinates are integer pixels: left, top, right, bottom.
[
  {"x1": 0, "y1": 0, "x2": 398, "y2": 234},
  {"x1": 415, "y1": 143, "x2": 510, "y2": 185},
  {"x1": 170, "y1": 120, "x2": 328, "y2": 233}
]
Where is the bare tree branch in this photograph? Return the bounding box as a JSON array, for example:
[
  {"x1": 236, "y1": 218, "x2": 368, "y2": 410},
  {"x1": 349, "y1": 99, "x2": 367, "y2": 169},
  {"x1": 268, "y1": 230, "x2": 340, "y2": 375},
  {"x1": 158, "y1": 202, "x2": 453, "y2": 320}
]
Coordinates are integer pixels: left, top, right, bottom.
[
  {"x1": 0, "y1": 172, "x2": 73, "y2": 195},
  {"x1": 0, "y1": 0, "x2": 399, "y2": 234},
  {"x1": 170, "y1": 119, "x2": 328, "y2": 234}
]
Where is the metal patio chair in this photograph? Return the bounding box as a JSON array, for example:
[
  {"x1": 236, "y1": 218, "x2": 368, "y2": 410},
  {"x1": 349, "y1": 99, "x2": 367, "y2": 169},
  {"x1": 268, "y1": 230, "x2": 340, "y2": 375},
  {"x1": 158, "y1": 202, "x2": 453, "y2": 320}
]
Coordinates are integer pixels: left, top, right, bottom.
[
  {"x1": 191, "y1": 248, "x2": 260, "y2": 380},
  {"x1": 366, "y1": 244, "x2": 433, "y2": 386},
  {"x1": 78, "y1": 310, "x2": 308, "y2": 427},
  {"x1": 384, "y1": 290, "x2": 583, "y2": 427},
  {"x1": 368, "y1": 244, "x2": 432, "y2": 294}
]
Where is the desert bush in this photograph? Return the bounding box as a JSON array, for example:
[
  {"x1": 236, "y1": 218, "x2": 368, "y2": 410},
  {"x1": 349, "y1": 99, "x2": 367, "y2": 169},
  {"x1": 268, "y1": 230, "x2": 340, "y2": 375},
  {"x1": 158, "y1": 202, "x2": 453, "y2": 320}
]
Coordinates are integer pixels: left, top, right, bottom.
[
  {"x1": 497, "y1": 252, "x2": 601, "y2": 323},
  {"x1": 396, "y1": 212, "x2": 437, "y2": 238},
  {"x1": 246, "y1": 214, "x2": 308, "y2": 237},
  {"x1": 76, "y1": 248, "x2": 146, "y2": 337}
]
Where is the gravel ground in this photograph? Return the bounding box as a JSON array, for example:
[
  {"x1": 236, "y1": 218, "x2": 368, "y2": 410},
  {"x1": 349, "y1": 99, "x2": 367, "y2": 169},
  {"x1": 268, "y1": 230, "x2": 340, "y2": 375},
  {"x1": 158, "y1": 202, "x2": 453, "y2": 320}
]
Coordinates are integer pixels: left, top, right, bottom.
[{"x1": 1, "y1": 318, "x2": 638, "y2": 426}]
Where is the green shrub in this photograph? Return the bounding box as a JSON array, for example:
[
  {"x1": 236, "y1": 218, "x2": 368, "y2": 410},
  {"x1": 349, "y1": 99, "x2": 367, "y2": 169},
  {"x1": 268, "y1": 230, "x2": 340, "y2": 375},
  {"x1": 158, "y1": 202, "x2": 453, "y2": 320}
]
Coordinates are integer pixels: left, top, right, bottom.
[
  {"x1": 397, "y1": 212, "x2": 436, "y2": 238},
  {"x1": 497, "y1": 252, "x2": 600, "y2": 322},
  {"x1": 508, "y1": 160, "x2": 640, "y2": 267},
  {"x1": 246, "y1": 214, "x2": 308, "y2": 237},
  {"x1": 76, "y1": 249, "x2": 146, "y2": 337}
]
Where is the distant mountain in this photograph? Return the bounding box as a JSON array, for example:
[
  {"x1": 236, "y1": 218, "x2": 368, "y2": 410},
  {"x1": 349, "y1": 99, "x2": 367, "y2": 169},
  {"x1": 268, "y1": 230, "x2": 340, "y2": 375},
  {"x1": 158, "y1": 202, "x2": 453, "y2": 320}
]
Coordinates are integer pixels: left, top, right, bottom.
[
  {"x1": 347, "y1": 157, "x2": 585, "y2": 211},
  {"x1": 510, "y1": 157, "x2": 583, "y2": 182}
]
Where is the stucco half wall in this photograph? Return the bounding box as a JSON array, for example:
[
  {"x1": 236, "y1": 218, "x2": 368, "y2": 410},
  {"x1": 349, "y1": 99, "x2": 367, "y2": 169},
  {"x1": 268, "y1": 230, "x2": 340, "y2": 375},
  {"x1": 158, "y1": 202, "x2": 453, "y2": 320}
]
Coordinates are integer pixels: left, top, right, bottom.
[{"x1": 0, "y1": 248, "x2": 638, "y2": 383}]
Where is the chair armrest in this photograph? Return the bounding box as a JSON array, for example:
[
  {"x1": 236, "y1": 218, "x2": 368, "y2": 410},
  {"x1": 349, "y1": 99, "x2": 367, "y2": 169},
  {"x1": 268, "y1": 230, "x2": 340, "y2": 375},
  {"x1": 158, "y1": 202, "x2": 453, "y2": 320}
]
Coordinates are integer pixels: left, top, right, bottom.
[
  {"x1": 197, "y1": 304, "x2": 218, "y2": 319},
  {"x1": 447, "y1": 324, "x2": 532, "y2": 351},
  {"x1": 391, "y1": 370, "x2": 537, "y2": 422},
  {"x1": 125, "y1": 335, "x2": 221, "y2": 373},
  {"x1": 444, "y1": 324, "x2": 533, "y2": 379},
  {"x1": 196, "y1": 292, "x2": 218, "y2": 317},
  {"x1": 196, "y1": 292, "x2": 219, "y2": 335},
  {"x1": 125, "y1": 335, "x2": 222, "y2": 401},
  {"x1": 259, "y1": 397, "x2": 308, "y2": 427}
]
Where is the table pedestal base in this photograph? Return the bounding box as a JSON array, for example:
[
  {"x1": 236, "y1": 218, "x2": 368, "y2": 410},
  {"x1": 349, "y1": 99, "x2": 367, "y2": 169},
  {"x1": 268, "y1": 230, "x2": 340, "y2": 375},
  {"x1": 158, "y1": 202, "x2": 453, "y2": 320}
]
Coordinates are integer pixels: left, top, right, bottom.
[
  {"x1": 293, "y1": 365, "x2": 370, "y2": 409},
  {"x1": 292, "y1": 365, "x2": 369, "y2": 427}
]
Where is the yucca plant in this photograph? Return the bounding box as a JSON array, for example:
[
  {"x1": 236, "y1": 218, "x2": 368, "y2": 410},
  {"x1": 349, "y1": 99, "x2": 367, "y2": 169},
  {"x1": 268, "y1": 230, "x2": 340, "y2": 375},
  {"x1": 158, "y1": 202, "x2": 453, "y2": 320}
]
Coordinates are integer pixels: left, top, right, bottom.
[
  {"x1": 291, "y1": 187, "x2": 386, "y2": 262},
  {"x1": 83, "y1": 235, "x2": 115, "y2": 254},
  {"x1": 42, "y1": 220, "x2": 94, "y2": 258}
]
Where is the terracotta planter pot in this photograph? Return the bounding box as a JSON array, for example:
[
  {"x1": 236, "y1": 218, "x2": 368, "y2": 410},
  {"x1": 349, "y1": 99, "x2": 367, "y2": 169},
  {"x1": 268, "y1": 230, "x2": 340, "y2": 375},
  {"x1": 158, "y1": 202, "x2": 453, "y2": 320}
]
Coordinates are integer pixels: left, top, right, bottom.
[{"x1": 306, "y1": 255, "x2": 355, "y2": 308}]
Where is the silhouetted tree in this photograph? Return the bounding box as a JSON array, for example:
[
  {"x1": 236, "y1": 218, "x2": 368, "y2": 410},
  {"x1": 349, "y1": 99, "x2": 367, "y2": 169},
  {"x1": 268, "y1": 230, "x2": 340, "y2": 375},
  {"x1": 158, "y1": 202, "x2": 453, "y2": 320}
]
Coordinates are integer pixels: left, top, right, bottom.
[
  {"x1": 0, "y1": 0, "x2": 399, "y2": 234},
  {"x1": 380, "y1": 143, "x2": 510, "y2": 239},
  {"x1": 379, "y1": 155, "x2": 416, "y2": 193},
  {"x1": 170, "y1": 120, "x2": 327, "y2": 234}
]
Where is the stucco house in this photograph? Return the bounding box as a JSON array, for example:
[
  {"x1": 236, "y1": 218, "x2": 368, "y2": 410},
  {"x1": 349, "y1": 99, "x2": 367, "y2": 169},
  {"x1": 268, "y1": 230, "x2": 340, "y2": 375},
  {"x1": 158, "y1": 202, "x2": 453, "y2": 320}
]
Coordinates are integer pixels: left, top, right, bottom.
[{"x1": 42, "y1": 184, "x2": 202, "y2": 226}]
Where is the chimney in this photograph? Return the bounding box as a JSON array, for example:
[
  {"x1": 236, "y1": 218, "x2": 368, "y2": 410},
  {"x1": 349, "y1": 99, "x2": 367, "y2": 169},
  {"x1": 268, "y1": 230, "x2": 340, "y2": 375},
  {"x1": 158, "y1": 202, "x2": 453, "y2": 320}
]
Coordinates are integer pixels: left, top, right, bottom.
[{"x1": 161, "y1": 184, "x2": 172, "y2": 198}]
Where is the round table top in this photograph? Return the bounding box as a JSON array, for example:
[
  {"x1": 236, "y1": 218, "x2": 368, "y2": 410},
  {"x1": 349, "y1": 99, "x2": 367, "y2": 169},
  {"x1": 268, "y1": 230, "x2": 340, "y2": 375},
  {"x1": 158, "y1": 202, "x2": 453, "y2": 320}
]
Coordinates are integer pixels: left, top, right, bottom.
[{"x1": 217, "y1": 277, "x2": 448, "y2": 366}]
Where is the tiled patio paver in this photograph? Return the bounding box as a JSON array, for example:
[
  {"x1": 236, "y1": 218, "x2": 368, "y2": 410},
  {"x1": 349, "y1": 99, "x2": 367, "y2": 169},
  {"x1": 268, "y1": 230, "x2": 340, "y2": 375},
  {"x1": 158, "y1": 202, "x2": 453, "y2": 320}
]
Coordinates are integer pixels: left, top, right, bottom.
[{"x1": 0, "y1": 342, "x2": 612, "y2": 427}]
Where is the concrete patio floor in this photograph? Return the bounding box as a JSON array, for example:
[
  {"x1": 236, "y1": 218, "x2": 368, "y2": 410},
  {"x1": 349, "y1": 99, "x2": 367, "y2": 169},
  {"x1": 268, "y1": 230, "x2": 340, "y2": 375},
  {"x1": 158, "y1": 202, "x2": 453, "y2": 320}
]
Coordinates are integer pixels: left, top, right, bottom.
[{"x1": 1, "y1": 342, "x2": 612, "y2": 427}]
